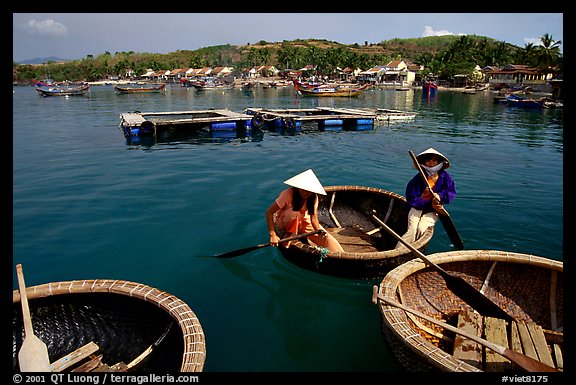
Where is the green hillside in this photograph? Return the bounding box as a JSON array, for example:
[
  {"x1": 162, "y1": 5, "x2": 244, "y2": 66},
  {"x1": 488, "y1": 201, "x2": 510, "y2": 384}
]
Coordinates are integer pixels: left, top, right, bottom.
[{"x1": 13, "y1": 35, "x2": 561, "y2": 83}]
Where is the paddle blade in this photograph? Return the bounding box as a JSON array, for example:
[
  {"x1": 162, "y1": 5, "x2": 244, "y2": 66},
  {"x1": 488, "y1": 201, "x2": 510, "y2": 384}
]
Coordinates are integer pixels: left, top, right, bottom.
[
  {"x1": 18, "y1": 334, "x2": 51, "y2": 372},
  {"x1": 206, "y1": 230, "x2": 323, "y2": 259},
  {"x1": 444, "y1": 273, "x2": 513, "y2": 321},
  {"x1": 438, "y1": 213, "x2": 465, "y2": 249},
  {"x1": 211, "y1": 244, "x2": 269, "y2": 258}
]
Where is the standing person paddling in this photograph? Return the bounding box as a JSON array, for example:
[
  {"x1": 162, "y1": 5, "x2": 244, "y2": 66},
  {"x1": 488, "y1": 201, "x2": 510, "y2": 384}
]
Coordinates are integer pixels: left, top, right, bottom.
[
  {"x1": 266, "y1": 169, "x2": 344, "y2": 252},
  {"x1": 397, "y1": 148, "x2": 457, "y2": 249}
]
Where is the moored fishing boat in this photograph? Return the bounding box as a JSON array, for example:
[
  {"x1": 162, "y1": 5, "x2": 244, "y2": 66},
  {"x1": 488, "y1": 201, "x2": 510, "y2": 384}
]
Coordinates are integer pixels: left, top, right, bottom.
[
  {"x1": 36, "y1": 84, "x2": 90, "y2": 97},
  {"x1": 293, "y1": 81, "x2": 370, "y2": 97},
  {"x1": 269, "y1": 80, "x2": 293, "y2": 87},
  {"x1": 422, "y1": 80, "x2": 438, "y2": 97},
  {"x1": 277, "y1": 185, "x2": 434, "y2": 279},
  {"x1": 190, "y1": 77, "x2": 233, "y2": 90},
  {"x1": 13, "y1": 278, "x2": 206, "y2": 372},
  {"x1": 114, "y1": 83, "x2": 166, "y2": 94},
  {"x1": 504, "y1": 94, "x2": 546, "y2": 109},
  {"x1": 373, "y1": 250, "x2": 563, "y2": 372}
]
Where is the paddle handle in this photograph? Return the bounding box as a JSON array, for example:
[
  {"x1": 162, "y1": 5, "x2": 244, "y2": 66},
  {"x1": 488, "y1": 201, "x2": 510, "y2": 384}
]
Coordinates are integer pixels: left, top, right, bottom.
[
  {"x1": 372, "y1": 286, "x2": 558, "y2": 372},
  {"x1": 371, "y1": 211, "x2": 445, "y2": 274},
  {"x1": 277, "y1": 229, "x2": 324, "y2": 244},
  {"x1": 372, "y1": 285, "x2": 503, "y2": 352},
  {"x1": 16, "y1": 264, "x2": 34, "y2": 336}
]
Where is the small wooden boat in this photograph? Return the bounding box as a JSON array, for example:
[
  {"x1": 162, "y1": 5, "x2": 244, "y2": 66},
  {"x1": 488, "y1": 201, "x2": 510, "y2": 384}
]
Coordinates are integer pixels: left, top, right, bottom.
[
  {"x1": 240, "y1": 81, "x2": 255, "y2": 90},
  {"x1": 293, "y1": 81, "x2": 370, "y2": 97},
  {"x1": 13, "y1": 278, "x2": 206, "y2": 372},
  {"x1": 277, "y1": 185, "x2": 434, "y2": 279},
  {"x1": 374, "y1": 250, "x2": 563, "y2": 372},
  {"x1": 505, "y1": 94, "x2": 546, "y2": 109},
  {"x1": 191, "y1": 77, "x2": 233, "y2": 90},
  {"x1": 36, "y1": 84, "x2": 90, "y2": 97},
  {"x1": 422, "y1": 80, "x2": 438, "y2": 97},
  {"x1": 114, "y1": 83, "x2": 166, "y2": 94},
  {"x1": 269, "y1": 80, "x2": 293, "y2": 87}
]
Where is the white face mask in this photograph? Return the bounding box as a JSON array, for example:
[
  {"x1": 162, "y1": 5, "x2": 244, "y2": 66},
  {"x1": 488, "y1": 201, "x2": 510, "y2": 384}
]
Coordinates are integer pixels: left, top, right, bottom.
[{"x1": 421, "y1": 162, "x2": 444, "y2": 176}]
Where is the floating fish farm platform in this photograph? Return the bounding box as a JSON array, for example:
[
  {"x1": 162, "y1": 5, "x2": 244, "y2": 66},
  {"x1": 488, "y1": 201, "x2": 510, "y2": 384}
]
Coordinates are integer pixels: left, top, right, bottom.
[{"x1": 118, "y1": 107, "x2": 417, "y2": 140}]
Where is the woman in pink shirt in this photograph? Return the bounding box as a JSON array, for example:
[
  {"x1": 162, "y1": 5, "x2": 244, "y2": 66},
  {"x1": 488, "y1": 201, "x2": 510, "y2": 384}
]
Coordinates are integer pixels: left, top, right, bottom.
[{"x1": 265, "y1": 169, "x2": 344, "y2": 252}]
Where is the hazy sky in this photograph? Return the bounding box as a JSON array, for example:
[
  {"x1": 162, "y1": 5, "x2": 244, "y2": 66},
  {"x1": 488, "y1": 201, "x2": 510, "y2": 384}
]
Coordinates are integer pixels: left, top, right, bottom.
[{"x1": 12, "y1": 13, "x2": 563, "y2": 62}]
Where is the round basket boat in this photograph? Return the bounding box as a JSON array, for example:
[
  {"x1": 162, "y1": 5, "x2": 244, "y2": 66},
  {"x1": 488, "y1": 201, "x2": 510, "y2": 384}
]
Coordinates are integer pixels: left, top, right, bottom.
[
  {"x1": 278, "y1": 185, "x2": 434, "y2": 279},
  {"x1": 374, "y1": 250, "x2": 563, "y2": 372},
  {"x1": 13, "y1": 279, "x2": 206, "y2": 372}
]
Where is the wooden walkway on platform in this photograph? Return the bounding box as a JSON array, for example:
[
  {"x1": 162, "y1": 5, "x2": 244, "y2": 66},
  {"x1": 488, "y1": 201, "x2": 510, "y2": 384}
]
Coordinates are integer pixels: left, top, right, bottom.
[
  {"x1": 244, "y1": 107, "x2": 416, "y2": 123},
  {"x1": 119, "y1": 109, "x2": 250, "y2": 129}
]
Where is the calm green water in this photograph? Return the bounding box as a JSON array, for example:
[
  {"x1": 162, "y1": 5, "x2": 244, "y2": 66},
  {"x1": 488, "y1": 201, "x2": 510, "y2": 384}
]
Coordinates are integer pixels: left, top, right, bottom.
[{"x1": 12, "y1": 84, "x2": 563, "y2": 372}]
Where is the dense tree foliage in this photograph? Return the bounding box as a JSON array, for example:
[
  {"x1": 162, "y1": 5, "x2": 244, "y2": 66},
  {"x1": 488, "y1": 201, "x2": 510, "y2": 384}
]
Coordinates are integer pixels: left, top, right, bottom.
[{"x1": 13, "y1": 35, "x2": 562, "y2": 84}]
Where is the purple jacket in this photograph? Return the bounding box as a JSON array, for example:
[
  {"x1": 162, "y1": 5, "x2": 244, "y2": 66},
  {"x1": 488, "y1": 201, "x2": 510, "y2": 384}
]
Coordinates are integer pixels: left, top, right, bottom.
[{"x1": 405, "y1": 170, "x2": 456, "y2": 212}]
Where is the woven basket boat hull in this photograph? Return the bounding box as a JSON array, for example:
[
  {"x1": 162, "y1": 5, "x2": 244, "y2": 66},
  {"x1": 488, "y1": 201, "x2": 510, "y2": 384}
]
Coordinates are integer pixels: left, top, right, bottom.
[
  {"x1": 375, "y1": 250, "x2": 563, "y2": 372},
  {"x1": 13, "y1": 279, "x2": 206, "y2": 372},
  {"x1": 278, "y1": 185, "x2": 433, "y2": 279}
]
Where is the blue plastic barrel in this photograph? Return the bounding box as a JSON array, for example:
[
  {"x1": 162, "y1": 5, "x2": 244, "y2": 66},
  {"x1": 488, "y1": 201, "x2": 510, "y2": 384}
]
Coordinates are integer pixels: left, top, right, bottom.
[
  {"x1": 211, "y1": 122, "x2": 237, "y2": 130},
  {"x1": 321, "y1": 119, "x2": 344, "y2": 126}
]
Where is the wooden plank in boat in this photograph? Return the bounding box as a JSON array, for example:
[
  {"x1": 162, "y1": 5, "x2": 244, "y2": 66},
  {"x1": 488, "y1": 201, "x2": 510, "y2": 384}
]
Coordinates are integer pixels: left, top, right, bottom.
[
  {"x1": 509, "y1": 321, "x2": 523, "y2": 371},
  {"x1": 453, "y1": 310, "x2": 482, "y2": 369},
  {"x1": 71, "y1": 355, "x2": 103, "y2": 372},
  {"x1": 92, "y1": 361, "x2": 128, "y2": 372},
  {"x1": 326, "y1": 227, "x2": 378, "y2": 253},
  {"x1": 544, "y1": 329, "x2": 563, "y2": 345},
  {"x1": 526, "y1": 322, "x2": 555, "y2": 367},
  {"x1": 50, "y1": 341, "x2": 99, "y2": 372},
  {"x1": 552, "y1": 344, "x2": 563, "y2": 371},
  {"x1": 484, "y1": 317, "x2": 511, "y2": 371},
  {"x1": 516, "y1": 321, "x2": 538, "y2": 360}
]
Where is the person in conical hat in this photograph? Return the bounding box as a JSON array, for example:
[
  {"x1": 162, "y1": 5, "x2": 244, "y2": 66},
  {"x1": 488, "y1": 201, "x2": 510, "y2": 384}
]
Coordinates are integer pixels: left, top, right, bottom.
[
  {"x1": 283, "y1": 168, "x2": 327, "y2": 195},
  {"x1": 415, "y1": 148, "x2": 450, "y2": 171},
  {"x1": 396, "y1": 148, "x2": 457, "y2": 250},
  {"x1": 265, "y1": 169, "x2": 344, "y2": 252}
]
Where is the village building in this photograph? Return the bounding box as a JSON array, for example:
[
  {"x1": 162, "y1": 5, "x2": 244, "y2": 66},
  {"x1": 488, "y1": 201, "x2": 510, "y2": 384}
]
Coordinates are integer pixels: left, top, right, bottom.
[
  {"x1": 244, "y1": 65, "x2": 280, "y2": 78},
  {"x1": 481, "y1": 64, "x2": 552, "y2": 87},
  {"x1": 358, "y1": 60, "x2": 417, "y2": 87}
]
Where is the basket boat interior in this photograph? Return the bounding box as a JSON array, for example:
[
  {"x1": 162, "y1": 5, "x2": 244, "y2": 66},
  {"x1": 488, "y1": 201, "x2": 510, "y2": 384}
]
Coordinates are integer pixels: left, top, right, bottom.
[
  {"x1": 13, "y1": 279, "x2": 206, "y2": 372},
  {"x1": 13, "y1": 292, "x2": 182, "y2": 372},
  {"x1": 378, "y1": 251, "x2": 563, "y2": 372},
  {"x1": 316, "y1": 186, "x2": 410, "y2": 252}
]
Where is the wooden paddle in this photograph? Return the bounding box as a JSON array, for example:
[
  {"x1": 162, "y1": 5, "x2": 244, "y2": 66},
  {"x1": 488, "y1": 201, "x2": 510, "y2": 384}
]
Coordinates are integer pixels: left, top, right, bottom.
[
  {"x1": 16, "y1": 264, "x2": 52, "y2": 372},
  {"x1": 371, "y1": 286, "x2": 558, "y2": 372},
  {"x1": 126, "y1": 322, "x2": 173, "y2": 370},
  {"x1": 207, "y1": 229, "x2": 323, "y2": 258},
  {"x1": 409, "y1": 150, "x2": 464, "y2": 249},
  {"x1": 371, "y1": 212, "x2": 513, "y2": 321}
]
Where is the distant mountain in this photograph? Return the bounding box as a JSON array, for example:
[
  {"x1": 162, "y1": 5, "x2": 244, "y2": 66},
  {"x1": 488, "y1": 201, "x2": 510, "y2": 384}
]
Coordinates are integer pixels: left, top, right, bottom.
[{"x1": 16, "y1": 56, "x2": 69, "y2": 64}]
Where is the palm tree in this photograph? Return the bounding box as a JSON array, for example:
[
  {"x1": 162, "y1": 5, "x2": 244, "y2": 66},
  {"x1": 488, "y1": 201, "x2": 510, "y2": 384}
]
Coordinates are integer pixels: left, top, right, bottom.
[{"x1": 534, "y1": 33, "x2": 561, "y2": 70}]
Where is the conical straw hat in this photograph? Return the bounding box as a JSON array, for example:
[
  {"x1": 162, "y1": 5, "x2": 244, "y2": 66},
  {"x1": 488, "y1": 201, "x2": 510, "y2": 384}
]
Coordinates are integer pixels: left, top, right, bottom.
[
  {"x1": 416, "y1": 148, "x2": 450, "y2": 169},
  {"x1": 283, "y1": 169, "x2": 327, "y2": 195}
]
